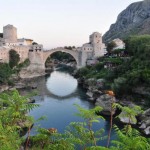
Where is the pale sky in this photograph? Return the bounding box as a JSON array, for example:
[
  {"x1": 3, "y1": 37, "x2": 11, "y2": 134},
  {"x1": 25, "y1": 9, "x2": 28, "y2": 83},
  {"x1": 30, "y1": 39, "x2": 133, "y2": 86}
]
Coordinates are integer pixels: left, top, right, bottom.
[{"x1": 0, "y1": 0, "x2": 142, "y2": 49}]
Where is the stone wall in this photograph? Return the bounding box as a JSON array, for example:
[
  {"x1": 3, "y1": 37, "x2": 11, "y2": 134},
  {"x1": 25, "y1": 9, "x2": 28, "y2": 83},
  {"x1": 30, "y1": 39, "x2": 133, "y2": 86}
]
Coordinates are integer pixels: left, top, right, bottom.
[{"x1": 0, "y1": 46, "x2": 29, "y2": 63}]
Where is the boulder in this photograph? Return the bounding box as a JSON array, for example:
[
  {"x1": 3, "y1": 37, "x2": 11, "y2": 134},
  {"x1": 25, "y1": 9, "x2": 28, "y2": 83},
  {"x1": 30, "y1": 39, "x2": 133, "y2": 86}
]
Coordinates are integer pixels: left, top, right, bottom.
[
  {"x1": 95, "y1": 94, "x2": 116, "y2": 115},
  {"x1": 118, "y1": 103, "x2": 142, "y2": 125},
  {"x1": 119, "y1": 111, "x2": 137, "y2": 124},
  {"x1": 86, "y1": 91, "x2": 93, "y2": 98},
  {"x1": 144, "y1": 126, "x2": 150, "y2": 135},
  {"x1": 85, "y1": 78, "x2": 97, "y2": 87},
  {"x1": 0, "y1": 85, "x2": 9, "y2": 93},
  {"x1": 96, "y1": 79, "x2": 105, "y2": 89},
  {"x1": 138, "y1": 108, "x2": 150, "y2": 135},
  {"x1": 139, "y1": 123, "x2": 146, "y2": 129},
  {"x1": 14, "y1": 82, "x2": 26, "y2": 89}
]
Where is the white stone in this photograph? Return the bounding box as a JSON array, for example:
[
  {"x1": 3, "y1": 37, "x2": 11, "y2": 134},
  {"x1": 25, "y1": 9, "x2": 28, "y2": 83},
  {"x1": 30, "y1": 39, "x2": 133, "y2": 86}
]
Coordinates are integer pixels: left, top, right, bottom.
[
  {"x1": 139, "y1": 123, "x2": 146, "y2": 129},
  {"x1": 86, "y1": 91, "x2": 93, "y2": 98},
  {"x1": 144, "y1": 126, "x2": 150, "y2": 135}
]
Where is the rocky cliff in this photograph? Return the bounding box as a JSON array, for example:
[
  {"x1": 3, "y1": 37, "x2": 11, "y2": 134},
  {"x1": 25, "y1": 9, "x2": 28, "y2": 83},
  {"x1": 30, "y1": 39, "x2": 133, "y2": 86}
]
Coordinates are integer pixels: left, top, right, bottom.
[{"x1": 103, "y1": 0, "x2": 150, "y2": 42}]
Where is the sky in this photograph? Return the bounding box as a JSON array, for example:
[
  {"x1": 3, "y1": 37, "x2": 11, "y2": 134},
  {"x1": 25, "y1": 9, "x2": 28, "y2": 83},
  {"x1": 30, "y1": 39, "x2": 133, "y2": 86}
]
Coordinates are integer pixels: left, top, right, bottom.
[{"x1": 0, "y1": 0, "x2": 142, "y2": 49}]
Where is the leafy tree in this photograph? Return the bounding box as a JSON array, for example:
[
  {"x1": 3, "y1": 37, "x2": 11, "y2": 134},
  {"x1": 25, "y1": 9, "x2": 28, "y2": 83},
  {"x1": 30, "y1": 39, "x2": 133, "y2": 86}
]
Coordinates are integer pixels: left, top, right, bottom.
[
  {"x1": 0, "y1": 63, "x2": 12, "y2": 84},
  {"x1": 74, "y1": 104, "x2": 104, "y2": 147},
  {"x1": 9, "y1": 49, "x2": 20, "y2": 68},
  {"x1": 111, "y1": 125, "x2": 150, "y2": 150},
  {"x1": 111, "y1": 77, "x2": 128, "y2": 96},
  {"x1": 64, "y1": 46, "x2": 76, "y2": 50},
  {"x1": 32, "y1": 42, "x2": 38, "y2": 45},
  {"x1": 107, "y1": 41, "x2": 117, "y2": 54},
  {"x1": 0, "y1": 90, "x2": 39, "y2": 150}
]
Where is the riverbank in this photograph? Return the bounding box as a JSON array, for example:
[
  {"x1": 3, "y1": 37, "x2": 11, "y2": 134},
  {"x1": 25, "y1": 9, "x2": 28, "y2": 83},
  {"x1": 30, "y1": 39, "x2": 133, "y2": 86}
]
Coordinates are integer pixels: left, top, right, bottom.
[
  {"x1": 0, "y1": 67, "x2": 50, "y2": 93},
  {"x1": 74, "y1": 73, "x2": 150, "y2": 136}
]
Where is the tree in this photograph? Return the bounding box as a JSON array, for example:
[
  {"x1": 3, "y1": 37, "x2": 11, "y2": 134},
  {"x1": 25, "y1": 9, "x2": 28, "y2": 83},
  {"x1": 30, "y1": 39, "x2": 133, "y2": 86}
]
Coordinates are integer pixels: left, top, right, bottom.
[
  {"x1": 32, "y1": 42, "x2": 38, "y2": 45},
  {"x1": 107, "y1": 41, "x2": 117, "y2": 54},
  {"x1": 0, "y1": 90, "x2": 39, "y2": 150},
  {"x1": 0, "y1": 63, "x2": 12, "y2": 84},
  {"x1": 9, "y1": 49, "x2": 20, "y2": 68}
]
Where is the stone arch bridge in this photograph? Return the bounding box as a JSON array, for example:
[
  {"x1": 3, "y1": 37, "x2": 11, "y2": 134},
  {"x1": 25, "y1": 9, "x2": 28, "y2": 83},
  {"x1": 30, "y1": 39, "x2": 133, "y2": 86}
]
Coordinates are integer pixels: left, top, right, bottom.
[{"x1": 28, "y1": 47, "x2": 88, "y2": 71}]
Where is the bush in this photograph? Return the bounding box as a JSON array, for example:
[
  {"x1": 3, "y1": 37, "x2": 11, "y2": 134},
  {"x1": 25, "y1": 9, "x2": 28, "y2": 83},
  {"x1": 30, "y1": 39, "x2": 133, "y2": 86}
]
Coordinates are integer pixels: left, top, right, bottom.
[
  {"x1": 9, "y1": 49, "x2": 20, "y2": 68},
  {"x1": 0, "y1": 63, "x2": 12, "y2": 84}
]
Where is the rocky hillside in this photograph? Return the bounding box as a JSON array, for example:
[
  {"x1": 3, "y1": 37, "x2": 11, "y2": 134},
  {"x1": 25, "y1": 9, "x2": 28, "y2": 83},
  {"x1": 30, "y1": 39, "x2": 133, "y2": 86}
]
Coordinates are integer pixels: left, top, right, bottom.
[{"x1": 103, "y1": 0, "x2": 150, "y2": 43}]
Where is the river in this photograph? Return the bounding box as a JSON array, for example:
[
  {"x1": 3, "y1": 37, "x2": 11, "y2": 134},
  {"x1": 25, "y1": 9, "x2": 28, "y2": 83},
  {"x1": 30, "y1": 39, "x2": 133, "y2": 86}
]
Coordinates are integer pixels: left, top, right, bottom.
[{"x1": 28, "y1": 68, "x2": 116, "y2": 146}]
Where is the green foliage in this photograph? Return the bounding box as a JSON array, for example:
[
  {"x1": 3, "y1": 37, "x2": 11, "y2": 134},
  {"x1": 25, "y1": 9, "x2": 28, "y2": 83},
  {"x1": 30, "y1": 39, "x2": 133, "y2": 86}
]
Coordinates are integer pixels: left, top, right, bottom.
[
  {"x1": 74, "y1": 104, "x2": 104, "y2": 123},
  {"x1": 0, "y1": 58, "x2": 30, "y2": 85},
  {"x1": 13, "y1": 59, "x2": 30, "y2": 75},
  {"x1": 0, "y1": 90, "x2": 39, "y2": 127},
  {"x1": 111, "y1": 77, "x2": 128, "y2": 96},
  {"x1": 107, "y1": 41, "x2": 117, "y2": 53},
  {"x1": 9, "y1": 49, "x2": 20, "y2": 68},
  {"x1": 0, "y1": 90, "x2": 39, "y2": 149},
  {"x1": 94, "y1": 62, "x2": 104, "y2": 71},
  {"x1": 111, "y1": 125, "x2": 150, "y2": 150},
  {"x1": 63, "y1": 105, "x2": 105, "y2": 149},
  {"x1": 64, "y1": 46, "x2": 76, "y2": 50},
  {"x1": 0, "y1": 120, "x2": 22, "y2": 150},
  {"x1": 0, "y1": 63, "x2": 12, "y2": 84},
  {"x1": 77, "y1": 64, "x2": 108, "y2": 79},
  {"x1": 104, "y1": 57, "x2": 123, "y2": 65},
  {"x1": 17, "y1": 59, "x2": 30, "y2": 68},
  {"x1": 111, "y1": 49, "x2": 125, "y2": 55},
  {"x1": 115, "y1": 104, "x2": 143, "y2": 125},
  {"x1": 32, "y1": 42, "x2": 38, "y2": 45},
  {"x1": 45, "y1": 52, "x2": 75, "y2": 67},
  {"x1": 77, "y1": 67, "x2": 91, "y2": 77},
  {"x1": 0, "y1": 90, "x2": 150, "y2": 149},
  {"x1": 52, "y1": 52, "x2": 74, "y2": 61},
  {"x1": 125, "y1": 35, "x2": 150, "y2": 57}
]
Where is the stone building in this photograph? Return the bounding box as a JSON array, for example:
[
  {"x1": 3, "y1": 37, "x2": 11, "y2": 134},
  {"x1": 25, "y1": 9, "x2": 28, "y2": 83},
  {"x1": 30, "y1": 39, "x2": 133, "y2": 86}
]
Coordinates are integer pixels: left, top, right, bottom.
[
  {"x1": 81, "y1": 32, "x2": 106, "y2": 59},
  {"x1": 80, "y1": 32, "x2": 106, "y2": 65},
  {"x1": 0, "y1": 24, "x2": 42, "y2": 63},
  {"x1": 90, "y1": 32, "x2": 106, "y2": 57},
  {"x1": 29, "y1": 44, "x2": 43, "y2": 52},
  {"x1": 17, "y1": 38, "x2": 33, "y2": 46},
  {"x1": 112, "y1": 38, "x2": 125, "y2": 50}
]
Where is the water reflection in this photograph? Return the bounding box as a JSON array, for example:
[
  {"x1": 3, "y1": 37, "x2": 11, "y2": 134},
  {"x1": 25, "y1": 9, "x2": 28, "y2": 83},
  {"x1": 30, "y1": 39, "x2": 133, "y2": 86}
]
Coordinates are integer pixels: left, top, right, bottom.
[
  {"x1": 46, "y1": 71, "x2": 78, "y2": 97},
  {"x1": 27, "y1": 70, "x2": 116, "y2": 146}
]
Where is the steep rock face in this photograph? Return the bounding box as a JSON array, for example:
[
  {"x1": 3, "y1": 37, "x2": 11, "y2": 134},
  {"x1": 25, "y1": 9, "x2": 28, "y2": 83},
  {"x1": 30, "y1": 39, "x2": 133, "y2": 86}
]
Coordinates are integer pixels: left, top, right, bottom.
[{"x1": 103, "y1": 0, "x2": 150, "y2": 42}]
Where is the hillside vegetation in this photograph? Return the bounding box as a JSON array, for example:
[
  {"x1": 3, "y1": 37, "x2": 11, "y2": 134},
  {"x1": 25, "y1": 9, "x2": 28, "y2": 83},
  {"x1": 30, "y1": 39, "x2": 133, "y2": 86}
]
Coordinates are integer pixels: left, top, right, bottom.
[{"x1": 77, "y1": 35, "x2": 150, "y2": 100}]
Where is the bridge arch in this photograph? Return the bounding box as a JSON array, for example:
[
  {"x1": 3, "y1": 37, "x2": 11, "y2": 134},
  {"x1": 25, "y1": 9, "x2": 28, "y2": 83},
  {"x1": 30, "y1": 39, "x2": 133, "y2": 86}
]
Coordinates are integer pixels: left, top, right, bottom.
[
  {"x1": 43, "y1": 48, "x2": 80, "y2": 67},
  {"x1": 28, "y1": 47, "x2": 85, "y2": 71}
]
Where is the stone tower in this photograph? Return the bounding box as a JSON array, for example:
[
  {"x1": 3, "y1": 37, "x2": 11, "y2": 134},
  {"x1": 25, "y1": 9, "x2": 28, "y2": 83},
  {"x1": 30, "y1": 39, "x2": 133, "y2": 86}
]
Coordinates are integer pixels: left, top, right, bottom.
[
  {"x1": 89, "y1": 32, "x2": 104, "y2": 57},
  {"x1": 3, "y1": 24, "x2": 17, "y2": 43}
]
